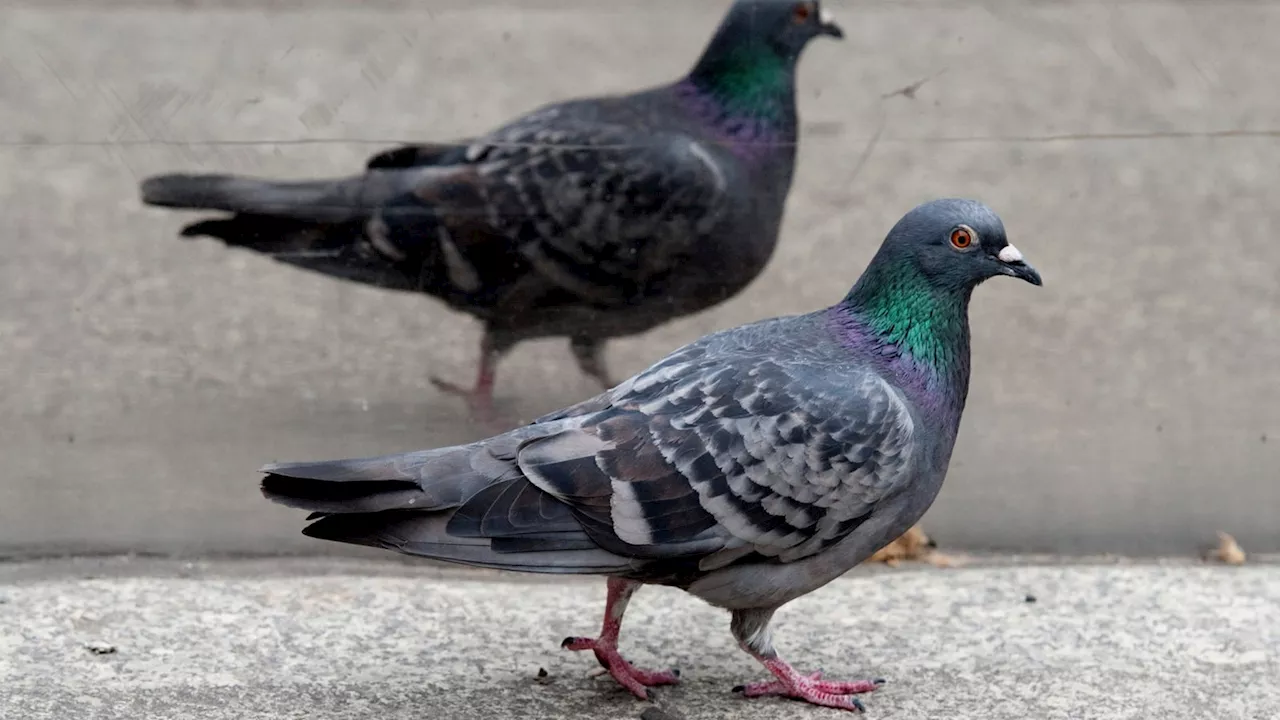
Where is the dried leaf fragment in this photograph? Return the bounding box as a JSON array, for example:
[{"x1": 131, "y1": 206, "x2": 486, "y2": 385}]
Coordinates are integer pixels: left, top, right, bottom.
[{"x1": 1208, "y1": 531, "x2": 1246, "y2": 565}]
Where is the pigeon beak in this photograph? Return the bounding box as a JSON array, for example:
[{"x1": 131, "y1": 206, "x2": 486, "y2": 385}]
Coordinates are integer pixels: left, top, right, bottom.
[
  {"x1": 818, "y1": 8, "x2": 845, "y2": 39},
  {"x1": 995, "y1": 244, "x2": 1043, "y2": 286}
]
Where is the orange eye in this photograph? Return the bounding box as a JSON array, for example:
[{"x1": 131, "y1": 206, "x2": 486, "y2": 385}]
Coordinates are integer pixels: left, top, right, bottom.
[
  {"x1": 949, "y1": 226, "x2": 974, "y2": 249},
  {"x1": 792, "y1": 2, "x2": 814, "y2": 23}
]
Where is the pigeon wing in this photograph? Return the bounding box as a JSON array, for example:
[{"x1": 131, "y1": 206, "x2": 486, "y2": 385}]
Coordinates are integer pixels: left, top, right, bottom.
[{"x1": 518, "y1": 342, "x2": 919, "y2": 567}]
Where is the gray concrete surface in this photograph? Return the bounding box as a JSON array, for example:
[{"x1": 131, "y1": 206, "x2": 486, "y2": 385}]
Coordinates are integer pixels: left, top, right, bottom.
[
  {"x1": 1, "y1": 0, "x2": 1278, "y2": 557},
  {"x1": 1, "y1": 557, "x2": 1277, "y2": 719}
]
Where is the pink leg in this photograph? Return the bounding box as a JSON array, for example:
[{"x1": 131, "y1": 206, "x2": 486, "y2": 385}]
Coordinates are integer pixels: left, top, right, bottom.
[
  {"x1": 730, "y1": 608, "x2": 883, "y2": 712},
  {"x1": 429, "y1": 333, "x2": 503, "y2": 421},
  {"x1": 561, "y1": 578, "x2": 681, "y2": 700}
]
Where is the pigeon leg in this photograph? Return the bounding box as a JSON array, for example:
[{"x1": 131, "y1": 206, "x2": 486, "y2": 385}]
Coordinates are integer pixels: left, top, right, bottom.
[
  {"x1": 430, "y1": 330, "x2": 513, "y2": 420},
  {"x1": 570, "y1": 336, "x2": 618, "y2": 389},
  {"x1": 730, "y1": 608, "x2": 883, "y2": 712},
  {"x1": 561, "y1": 577, "x2": 681, "y2": 699}
]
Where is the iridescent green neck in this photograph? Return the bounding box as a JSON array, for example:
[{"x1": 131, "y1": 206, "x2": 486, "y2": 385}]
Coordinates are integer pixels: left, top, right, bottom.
[
  {"x1": 688, "y1": 45, "x2": 795, "y2": 125},
  {"x1": 842, "y1": 259, "x2": 972, "y2": 375}
]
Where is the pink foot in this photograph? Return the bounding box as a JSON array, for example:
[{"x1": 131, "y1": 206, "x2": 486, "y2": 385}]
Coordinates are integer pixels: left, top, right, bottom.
[
  {"x1": 734, "y1": 663, "x2": 885, "y2": 712},
  {"x1": 561, "y1": 635, "x2": 681, "y2": 700}
]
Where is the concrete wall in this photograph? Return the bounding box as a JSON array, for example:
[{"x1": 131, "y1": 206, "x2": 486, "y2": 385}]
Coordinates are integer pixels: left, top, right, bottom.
[{"x1": 1, "y1": 0, "x2": 1276, "y2": 557}]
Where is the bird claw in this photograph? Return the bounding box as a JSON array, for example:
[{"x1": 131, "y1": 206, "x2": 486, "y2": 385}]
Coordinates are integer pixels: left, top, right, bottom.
[
  {"x1": 734, "y1": 670, "x2": 882, "y2": 712},
  {"x1": 562, "y1": 636, "x2": 681, "y2": 700}
]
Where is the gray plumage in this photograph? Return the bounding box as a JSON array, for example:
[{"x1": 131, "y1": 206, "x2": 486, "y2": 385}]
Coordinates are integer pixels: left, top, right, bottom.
[
  {"x1": 266, "y1": 324, "x2": 914, "y2": 604},
  {"x1": 138, "y1": 0, "x2": 845, "y2": 412},
  {"x1": 261, "y1": 197, "x2": 1044, "y2": 710}
]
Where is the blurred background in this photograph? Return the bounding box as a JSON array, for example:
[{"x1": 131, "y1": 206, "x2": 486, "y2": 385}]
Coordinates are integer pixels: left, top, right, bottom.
[{"x1": 1, "y1": 0, "x2": 1276, "y2": 560}]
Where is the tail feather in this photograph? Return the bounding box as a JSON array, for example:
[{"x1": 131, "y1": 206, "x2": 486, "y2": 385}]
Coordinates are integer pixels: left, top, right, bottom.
[
  {"x1": 139, "y1": 170, "x2": 418, "y2": 223},
  {"x1": 302, "y1": 512, "x2": 633, "y2": 574},
  {"x1": 260, "y1": 449, "x2": 636, "y2": 575},
  {"x1": 261, "y1": 476, "x2": 424, "y2": 515},
  {"x1": 261, "y1": 449, "x2": 486, "y2": 512},
  {"x1": 173, "y1": 213, "x2": 421, "y2": 292},
  {"x1": 139, "y1": 169, "x2": 469, "y2": 294}
]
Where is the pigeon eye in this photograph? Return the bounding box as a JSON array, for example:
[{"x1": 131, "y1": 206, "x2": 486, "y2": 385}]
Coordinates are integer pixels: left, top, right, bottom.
[
  {"x1": 792, "y1": 2, "x2": 815, "y2": 23},
  {"x1": 949, "y1": 226, "x2": 975, "y2": 250}
]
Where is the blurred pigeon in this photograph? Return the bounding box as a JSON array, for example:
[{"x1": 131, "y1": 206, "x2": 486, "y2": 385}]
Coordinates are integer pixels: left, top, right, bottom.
[
  {"x1": 138, "y1": 0, "x2": 844, "y2": 419},
  {"x1": 261, "y1": 198, "x2": 1043, "y2": 711}
]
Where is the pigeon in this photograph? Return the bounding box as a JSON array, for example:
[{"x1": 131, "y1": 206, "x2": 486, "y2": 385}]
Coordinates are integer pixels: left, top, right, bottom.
[
  {"x1": 260, "y1": 198, "x2": 1043, "y2": 712},
  {"x1": 138, "y1": 0, "x2": 845, "y2": 419}
]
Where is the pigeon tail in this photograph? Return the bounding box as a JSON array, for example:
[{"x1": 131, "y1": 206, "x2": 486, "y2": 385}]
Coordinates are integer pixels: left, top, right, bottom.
[
  {"x1": 260, "y1": 450, "x2": 637, "y2": 575},
  {"x1": 140, "y1": 171, "x2": 419, "y2": 224},
  {"x1": 141, "y1": 170, "x2": 465, "y2": 293}
]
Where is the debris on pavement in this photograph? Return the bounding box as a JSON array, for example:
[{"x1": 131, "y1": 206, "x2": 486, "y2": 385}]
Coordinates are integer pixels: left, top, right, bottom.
[
  {"x1": 1206, "y1": 531, "x2": 1246, "y2": 565},
  {"x1": 84, "y1": 641, "x2": 116, "y2": 655},
  {"x1": 865, "y1": 525, "x2": 960, "y2": 568},
  {"x1": 534, "y1": 667, "x2": 554, "y2": 685}
]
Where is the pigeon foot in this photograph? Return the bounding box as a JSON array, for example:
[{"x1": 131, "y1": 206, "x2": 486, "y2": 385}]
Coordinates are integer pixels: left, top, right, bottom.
[
  {"x1": 561, "y1": 578, "x2": 679, "y2": 700},
  {"x1": 562, "y1": 636, "x2": 681, "y2": 699},
  {"x1": 734, "y1": 661, "x2": 883, "y2": 712}
]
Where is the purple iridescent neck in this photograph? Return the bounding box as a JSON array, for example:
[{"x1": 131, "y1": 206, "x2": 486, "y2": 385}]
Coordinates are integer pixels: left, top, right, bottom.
[
  {"x1": 675, "y1": 76, "x2": 793, "y2": 158},
  {"x1": 825, "y1": 301, "x2": 971, "y2": 422}
]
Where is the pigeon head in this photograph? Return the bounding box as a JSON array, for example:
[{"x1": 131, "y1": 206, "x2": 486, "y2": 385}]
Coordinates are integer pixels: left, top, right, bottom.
[
  {"x1": 716, "y1": 0, "x2": 845, "y2": 51},
  {"x1": 874, "y1": 198, "x2": 1042, "y2": 292},
  {"x1": 689, "y1": 1, "x2": 843, "y2": 101},
  {"x1": 840, "y1": 199, "x2": 1041, "y2": 376}
]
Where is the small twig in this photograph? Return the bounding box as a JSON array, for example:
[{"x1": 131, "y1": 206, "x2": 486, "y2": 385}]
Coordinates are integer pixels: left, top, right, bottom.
[{"x1": 882, "y1": 68, "x2": 949, "y2": 100}]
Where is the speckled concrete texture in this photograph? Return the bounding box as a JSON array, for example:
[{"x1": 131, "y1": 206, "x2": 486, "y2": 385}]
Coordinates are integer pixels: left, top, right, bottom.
[{"x1": 1, "y1": 558, "x2": 1276, "y2": 719}]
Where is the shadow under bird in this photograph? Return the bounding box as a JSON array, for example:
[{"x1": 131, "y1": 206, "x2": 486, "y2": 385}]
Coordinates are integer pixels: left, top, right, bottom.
[
  {"x1": 260, "y1": 198, "x2": 1043, "y2": 712},
  {"x1": 137, "y1": 0, "x2": 845, "y2": 419}
]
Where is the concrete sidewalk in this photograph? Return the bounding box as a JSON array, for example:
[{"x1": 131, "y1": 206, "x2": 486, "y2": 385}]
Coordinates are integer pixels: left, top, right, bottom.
[{"x1": 1, "y1": 557, "x2": 1276, "y2": 719}]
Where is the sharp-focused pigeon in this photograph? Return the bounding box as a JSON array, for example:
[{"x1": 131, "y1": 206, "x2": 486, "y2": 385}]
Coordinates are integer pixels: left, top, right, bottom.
[
  {"x1": 138, "y1": 0, "x2": 844, "y2": 419},
  {"x1": 260, "y1": 198, "x2": 1043, "y2": 712}
]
